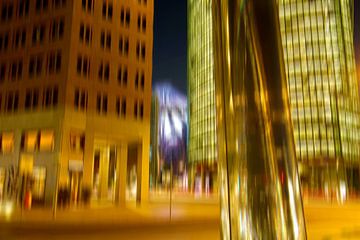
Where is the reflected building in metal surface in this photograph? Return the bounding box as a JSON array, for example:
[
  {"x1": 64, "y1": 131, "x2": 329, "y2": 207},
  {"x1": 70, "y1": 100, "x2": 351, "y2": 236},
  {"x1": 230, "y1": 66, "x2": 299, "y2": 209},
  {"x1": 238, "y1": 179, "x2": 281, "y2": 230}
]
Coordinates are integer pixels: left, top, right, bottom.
[
  {"x1": 278, "y1": 0, "x2": 360, "y2": 200},
  {"x1": 188, "y1": 0, "x2": 218, "y2": 192},
  {"x1": 213, "y1": 0, "x2": 306, "y2": 238}
]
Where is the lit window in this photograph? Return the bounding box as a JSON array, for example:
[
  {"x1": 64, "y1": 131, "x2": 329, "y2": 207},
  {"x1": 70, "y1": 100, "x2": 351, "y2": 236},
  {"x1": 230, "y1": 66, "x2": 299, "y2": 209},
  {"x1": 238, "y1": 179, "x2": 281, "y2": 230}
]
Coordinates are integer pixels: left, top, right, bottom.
[
  {"x1": 39, "y1": 130, "x2": 55, "y2": 151},
  {"x1": 0, "y1": 132, "x2": 14, "y2": 153},
  {"x1": 21, "y1": 131, "x2": 39, "y2": 152},
  {"x1": 32, "y1": 167, "x2": 46, "y2": 201}
]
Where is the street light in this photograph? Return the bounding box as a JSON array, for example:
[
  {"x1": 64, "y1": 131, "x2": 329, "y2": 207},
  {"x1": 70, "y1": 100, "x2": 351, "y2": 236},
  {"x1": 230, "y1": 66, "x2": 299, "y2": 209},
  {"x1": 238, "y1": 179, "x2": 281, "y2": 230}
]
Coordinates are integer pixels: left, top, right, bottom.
[{"x1": 163, "y1": 111, "x2": 183, "y2": 221}]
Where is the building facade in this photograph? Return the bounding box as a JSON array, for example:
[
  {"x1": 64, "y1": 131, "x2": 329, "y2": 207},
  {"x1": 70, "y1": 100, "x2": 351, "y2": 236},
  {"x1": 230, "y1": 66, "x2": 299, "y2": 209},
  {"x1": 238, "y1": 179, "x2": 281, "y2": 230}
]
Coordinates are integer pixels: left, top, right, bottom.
[
  {"x1": 279, "y1": 0, "x2": 360, "y2": 198},
  {"x1": 0, "y1": 0, "x2": 153, "y2": 208},
  {"x1": 187, "y1": 0, "x2": 217, "y2": 192}
]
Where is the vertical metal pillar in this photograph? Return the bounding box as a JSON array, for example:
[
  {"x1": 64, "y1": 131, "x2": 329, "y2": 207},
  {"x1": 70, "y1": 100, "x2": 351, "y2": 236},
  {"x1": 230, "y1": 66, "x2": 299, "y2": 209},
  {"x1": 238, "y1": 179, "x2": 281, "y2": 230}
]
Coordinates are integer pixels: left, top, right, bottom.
[{"x1": 212, "y1": 0, "x2": 307, "y2": 239}]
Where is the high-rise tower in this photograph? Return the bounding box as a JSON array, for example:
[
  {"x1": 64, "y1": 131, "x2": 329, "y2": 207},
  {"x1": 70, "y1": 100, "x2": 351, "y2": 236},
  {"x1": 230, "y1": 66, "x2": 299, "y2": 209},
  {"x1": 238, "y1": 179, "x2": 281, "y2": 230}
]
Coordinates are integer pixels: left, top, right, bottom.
[
  {"x1": 278, "y1": 0, "x2": 360, "y2": 198},
  {"x1": 188, "y1": 0, "x2": 217, "y2": 191}
]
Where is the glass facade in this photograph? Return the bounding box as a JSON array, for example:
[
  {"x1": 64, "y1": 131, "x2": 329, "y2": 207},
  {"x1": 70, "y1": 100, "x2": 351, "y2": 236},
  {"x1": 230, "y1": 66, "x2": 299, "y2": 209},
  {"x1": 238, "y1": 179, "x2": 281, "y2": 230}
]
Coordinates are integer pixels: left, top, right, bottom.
[
  {"x1": 188, "y1": 0, "x2": 217, "y2": 166},
  {"x1": 213, "y1": 0, "x2": 306, "y2": 238},
  {"x1": 279, "y1": 0, "x2": 360, "y2": 198}
]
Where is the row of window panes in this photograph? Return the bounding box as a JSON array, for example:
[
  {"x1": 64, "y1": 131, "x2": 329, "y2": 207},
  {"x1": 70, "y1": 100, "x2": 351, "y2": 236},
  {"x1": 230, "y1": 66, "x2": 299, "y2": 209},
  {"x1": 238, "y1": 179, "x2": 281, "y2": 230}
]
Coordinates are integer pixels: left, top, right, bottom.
[
  {"x1": 76, "y1": 55, "x2": 145, "y2": 90},
  {"x1": 0, "y1": 0, "x2": 66, "y2": 22},
  {"x1": 0, "y1": 51, "x2": 62, "y2": 83},
  {"x1": 0, "y1": 19, "x2": 64, "y2": 52},
  {"x1": 0, "y1": 86, "x2": 58, "y2": 112},
  {"x1": 82, "y1": 0, "x2": 147, "y2": 33},
  {"x1": 95, "y1": 93, "x2": 144, "y2": 120},
  {"x1": 0, "y1": 130, "x2": 55, "y2": 153}
]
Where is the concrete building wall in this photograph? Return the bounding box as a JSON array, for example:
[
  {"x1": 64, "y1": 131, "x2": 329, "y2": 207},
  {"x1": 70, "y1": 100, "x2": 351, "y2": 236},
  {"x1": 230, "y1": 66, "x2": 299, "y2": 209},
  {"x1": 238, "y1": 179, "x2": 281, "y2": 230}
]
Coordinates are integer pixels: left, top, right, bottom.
[{"x1": 0, "y1": 0, "x2": 153, "y2": 207}]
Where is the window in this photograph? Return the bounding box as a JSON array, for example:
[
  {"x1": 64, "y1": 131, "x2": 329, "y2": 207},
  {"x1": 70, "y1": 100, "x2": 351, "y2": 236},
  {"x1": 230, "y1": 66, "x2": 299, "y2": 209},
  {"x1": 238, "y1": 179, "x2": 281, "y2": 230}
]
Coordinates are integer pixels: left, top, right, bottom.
[
  {"x1": 29, "y1": 55, "x2": 43, "y2": 77},
  {"x1": 102, "y1": 1, "x2": 113, "y2": 20},
  {"x1": 0, "y1": 32, "x2": 9, "y2": 52},
  {"x1": 32, "y1": 25, "x2": 45, "y2": 45},
  {"x1": 53, "y1": 0, "x2": 66, "y2": 8},
  {"x1": 0, "y1": 64, "x2": 6, "y2": 83},
  {"x1": 119, "y1": 35, "x2": 129, "y2": 56},
  {"x1": 137, "y1": 15, "x2": 146, "y2": 33},
  {"x1": 98, "y1": 62, "x2": 110, "y2": 82},
  {"x1": 43, "y1": 86, "x2": 58, "y2": 108},
  {"x1": 77, "y1": 55, "x2": 90, "y2": 78},
  {"x1": 70, "y1": 132, "x2": 85, "y2": 151},
  {"x1": 139, "y1": 102, "x2": 144, "y2": 119},
  {"x1": 120, "y1": 8, "x2": 131, "y2": 27},
  {"x1": 134, "y1": 101, "x2": 138, "y2": 118},
  {"x1": 116, "y1": 97, "x2": 126, "y2": 117},
  {"x1": 13, "y1": 28, "x2": 26, "y2": 49},
  {"x1": 35, "y1": 0, "x2": 48, "y2": 12},
  {"x1": 135, "y1": 70, "x2": 145, "y2": 91},
  {"x1": 79, "y1": 23, "x2": 92, "y2": 45},
  {"x1": 1, "y1": 3, "x2": 13, "y2": 22},
  {"x1": 136, "y1": 41, "x2": 146, "y2": 61},
  {"x1": 138, "y1": 0, "x2": 147, "y2": 5},
  {"x1": 5, "y1": 91, "x2": 19, "y2": 113},
  {"x1": 0, "y1": 132, "x2": 14, "y2": 153},
  {"x1": 25, "y1": 89, "x2": 39, "y2": 110},
  {"x1": 21, "y1": 131, "x2": 39, "y2": 152},
  {"x1": 9, "y1": 60, "x2": 23, "y2": 81},
  {"x1": 74, "y1": 88, "x2": 88, "y2": 111},
  {"x1": 39, "y1": 130, "x2": 54, "y2": 151},
  {"x1": 32, "y1": 167, "x2": 46, "y2": 202},
  {"x1": 133, "y1": 100, "x2": 144, "y2": 120},
  {"x1": 117, "y1": 66, "x2": 128, "y2": 86},
  {"x1": 134, "y1": 100, "x2": 144, "y2": 119},
  {"x1": 18, "y1": 0, "x2": 30, "y2": 17},
  {"x1": 82, "y1": 0, "x2": 94, "y2": 13},
  {"x1": 100, "y1": 31, "x2": 111, "y2": 50},
  {"x1": 47, "y1": 51, "x2": 62, "y2": 74},
  {"x1": 50, "y1": 18, "x2": 64, "y2": 41},
  {"x1": 96, "y1": 93, "x2": 108, "y2": 114},
  {"x1": 20, "y1": 129, "x2": 54, "y2": 152}
]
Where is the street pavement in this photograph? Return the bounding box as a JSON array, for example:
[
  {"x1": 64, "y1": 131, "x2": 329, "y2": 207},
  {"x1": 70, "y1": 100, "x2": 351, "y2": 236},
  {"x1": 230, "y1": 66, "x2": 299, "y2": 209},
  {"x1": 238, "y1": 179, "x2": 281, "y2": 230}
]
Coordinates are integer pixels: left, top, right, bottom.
[{"x1": 1, "y1": 199, "x2": 360, "y2": 239}]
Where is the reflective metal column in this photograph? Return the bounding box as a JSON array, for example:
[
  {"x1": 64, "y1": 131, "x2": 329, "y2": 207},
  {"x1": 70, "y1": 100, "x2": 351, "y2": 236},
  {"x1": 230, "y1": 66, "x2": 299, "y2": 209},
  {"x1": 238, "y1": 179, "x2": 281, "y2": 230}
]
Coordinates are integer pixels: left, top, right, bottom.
[{"x1": 212, "y1": 0, "x2": 306, "y2": 239}]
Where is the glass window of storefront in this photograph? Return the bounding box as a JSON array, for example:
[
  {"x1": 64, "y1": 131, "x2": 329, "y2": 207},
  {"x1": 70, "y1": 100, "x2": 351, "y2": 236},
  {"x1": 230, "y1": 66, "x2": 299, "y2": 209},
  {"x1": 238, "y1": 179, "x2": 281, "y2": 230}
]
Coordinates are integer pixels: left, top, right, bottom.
[
  {"x1": 32, "y1": 167, "x2": 46, "y2": 201},
  {"x1": 1, "y1": 132, "x2": 14, "y2": 153}
]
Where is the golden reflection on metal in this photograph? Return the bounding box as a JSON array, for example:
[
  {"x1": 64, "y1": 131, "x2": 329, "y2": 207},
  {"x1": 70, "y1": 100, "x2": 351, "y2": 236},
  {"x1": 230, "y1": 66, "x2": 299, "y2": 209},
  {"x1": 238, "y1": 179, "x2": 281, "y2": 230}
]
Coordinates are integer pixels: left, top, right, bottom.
[{"x1": 213, "y1": 0, "x2": 306, "y2": 239}]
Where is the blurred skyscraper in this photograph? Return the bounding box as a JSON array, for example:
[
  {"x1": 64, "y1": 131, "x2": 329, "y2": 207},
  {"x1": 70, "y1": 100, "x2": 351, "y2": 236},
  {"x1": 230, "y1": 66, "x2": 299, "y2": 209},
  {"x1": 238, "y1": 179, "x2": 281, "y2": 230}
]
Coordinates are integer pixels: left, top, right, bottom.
[
  {"x1": 279, "y1": 0, "x2": 360, "y2": 199},
  {"x1": 187, "y1": 0, "x2": 217, "y2": 192}
]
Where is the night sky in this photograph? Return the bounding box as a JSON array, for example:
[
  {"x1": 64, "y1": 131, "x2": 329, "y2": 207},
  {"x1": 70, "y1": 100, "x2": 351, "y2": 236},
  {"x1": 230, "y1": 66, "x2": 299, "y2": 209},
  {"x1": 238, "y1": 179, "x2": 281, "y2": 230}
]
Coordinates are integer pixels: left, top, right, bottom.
[
  {"x1": 153, "y1": 2, "x2": 360, "y2": 96},
  {"x1": 152, "y1": 1, "x2": 187, "y2": 95}
]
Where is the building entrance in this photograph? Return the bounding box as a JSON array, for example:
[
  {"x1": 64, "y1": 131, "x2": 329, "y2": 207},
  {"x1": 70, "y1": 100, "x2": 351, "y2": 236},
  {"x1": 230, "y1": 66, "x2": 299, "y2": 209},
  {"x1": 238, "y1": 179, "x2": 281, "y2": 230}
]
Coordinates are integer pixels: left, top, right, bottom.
[
  {"x1": 69, "y1": 171, "x2": 82, "y2": 204},
  {"x1": 92, "y1": 146, "x2": 118, "y2": 203}
]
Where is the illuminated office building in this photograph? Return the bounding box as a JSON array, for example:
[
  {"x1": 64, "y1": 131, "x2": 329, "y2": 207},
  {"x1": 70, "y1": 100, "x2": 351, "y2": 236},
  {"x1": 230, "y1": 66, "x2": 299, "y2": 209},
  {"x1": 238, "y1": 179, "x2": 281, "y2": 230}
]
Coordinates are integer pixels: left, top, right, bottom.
[
  {"x1": 188, "y1": 0, "x2": 217, "y2": 191},
  {"x1": 0, "y1": 0, "x2": 153, "y2": 207},
  {"x1": 279, "y1": 0, "x2": 360, "y2": 197}
]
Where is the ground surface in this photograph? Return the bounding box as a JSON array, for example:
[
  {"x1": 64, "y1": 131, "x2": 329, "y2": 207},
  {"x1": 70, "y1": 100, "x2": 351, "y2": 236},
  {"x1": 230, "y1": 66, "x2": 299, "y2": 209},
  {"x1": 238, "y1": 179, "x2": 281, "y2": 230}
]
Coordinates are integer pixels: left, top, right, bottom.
[{"x1": 1, "y1": 199, "x2": 360, "y2": 240}]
